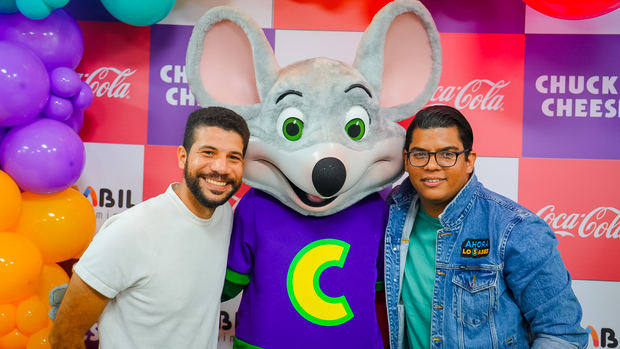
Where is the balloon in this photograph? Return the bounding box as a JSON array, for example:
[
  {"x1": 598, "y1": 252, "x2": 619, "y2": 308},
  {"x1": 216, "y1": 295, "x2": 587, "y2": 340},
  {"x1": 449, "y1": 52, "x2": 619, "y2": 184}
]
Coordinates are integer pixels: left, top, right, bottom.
[
  {"x1": 14, "y1": 188, "x2": 95, "y2": 263},
  {"x1": 0, "y1": 127, "x2": 6, "y2": 144},
  {"x1": 63, "y1": 110, "x2": 84, "y2": 134},
  {"x1": 16, "y1": 296, "x2": 47, "y2": 336},
  {"x1": 100, "y1": 0, "x2": 176, "y2": 26},
  {"x1": 0, "y1": 0, "x2": 17, "y2": 14},
  {"x1": 71, "y1": 81, "x2": 94, "y2": 111},
  {"x1": 0, "y1": 232, "x2": 43, "y2": 303},
  {"x1": 0, "y1": 304, "x2": 16, "y2": 337},
  {"x1": 0, "y1": 9, "x2": 84, "y2": 70},
  {"x1": 0, "y1": 170, "x2": 22, "y2": 231},
  {"x1": 0, "y1": 328, "x2": 28, "y2": 349},
  {"x1": 42, "y1": 95, "x2": 73, "y2": 122},
  {"x1": 523, "y1": 0, "x2": 620, "y2": 19},
  {"x1": 0, "y1": 118, "x2": 85, "y2": 194},
  {"x1": 26, "y1": 326, "x2": 50, "y2": 349},
  {"x1": 0, "y1": 42, "x2": 50, "y2": 127},
  {"x1": 15, "y1": 0, "x2": 52, "y2": 20},
  {"x1": 36, "y1": 264, "x2": 69, "y2": 306},
  {"x1": 49, "y1": 67, "x2": 81, "y2": 98},
  {"x1": 44, "y1": 0, "x2": 69, "y2": 7}
]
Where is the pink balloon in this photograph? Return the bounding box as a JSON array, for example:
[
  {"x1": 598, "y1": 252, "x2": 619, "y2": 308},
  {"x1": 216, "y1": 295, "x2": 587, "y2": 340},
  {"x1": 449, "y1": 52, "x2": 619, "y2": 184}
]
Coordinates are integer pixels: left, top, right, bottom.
[
  {"x1": 0, "y1": 41, "x2": 50, "y2": 127},
  {"x1": 523, "y1": 0, "x2": 620, "y2": 19},
  {"x1": 0, "y1": 9, "x2": 84, "y2": 70},
  {"x1": 0, "y1": 118, "x2": 85, "y2": 194}
]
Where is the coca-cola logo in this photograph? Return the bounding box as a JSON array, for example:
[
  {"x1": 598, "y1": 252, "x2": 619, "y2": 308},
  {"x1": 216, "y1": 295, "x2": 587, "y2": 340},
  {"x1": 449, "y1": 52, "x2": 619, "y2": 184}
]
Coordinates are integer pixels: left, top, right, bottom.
[
  {"x1": 430, "y1": 79, "x2": 510, "y2": 111},
  {"x1": 537, "y1": 205, "x2": 620, "y2": 239},
  {"x1": 81, "y1": 67, "x2": 135, "y2": 99}
]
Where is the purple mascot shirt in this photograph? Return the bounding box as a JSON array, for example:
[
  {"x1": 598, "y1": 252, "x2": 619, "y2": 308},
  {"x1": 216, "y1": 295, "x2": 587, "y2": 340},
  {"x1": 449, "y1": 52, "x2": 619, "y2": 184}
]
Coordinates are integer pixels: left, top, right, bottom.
[{"x1": 227, "y1": 188, "x2": 387, "y2": 348}]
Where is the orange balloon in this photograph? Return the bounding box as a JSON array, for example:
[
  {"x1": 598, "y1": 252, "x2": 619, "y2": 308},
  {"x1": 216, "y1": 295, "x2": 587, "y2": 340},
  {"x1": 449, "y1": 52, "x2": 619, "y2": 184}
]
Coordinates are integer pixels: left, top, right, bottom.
[
  {"x1": 26, "y1": 326, "x2": 50, "y2": 349},
  {"x1": 0, "y1": 233, "x2": 43, "y2": 303},
  {"x1": 0, "y1": 328, "x2": 28, "y2": 349},
  {"x1": 36, "y1": 264, "x2": 69, "y2": 308},
  {"x1": 0, "y1": 171, "x2": 22, "y2": 231},
  {"x1": 0, "y1": 304, "x2": 16, "y2": 337},
  {"x1": 16, "y1": 296, "x2": 47, "y2": 336},
  {"x1": 15, "y1": 188, "x2": 96, "y2": 263}
]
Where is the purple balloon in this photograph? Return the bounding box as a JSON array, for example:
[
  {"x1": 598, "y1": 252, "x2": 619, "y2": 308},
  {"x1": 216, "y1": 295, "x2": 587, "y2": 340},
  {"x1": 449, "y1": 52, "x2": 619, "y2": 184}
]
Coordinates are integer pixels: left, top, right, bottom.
[
  {"x1": 0, "y1": 127, "x2": 7, "y2": 145},
  {"x1": 0, "y1": 9, "x2": 84, "y2": 70},
  {"x1": 50, "y1": 66, "x2": 81, "y2": 97},
  {"x1": 0, "y1": 118, "x2": 85, "y2": 194},
  {"x1": 0, "y1": 41, "x2": 50, "y2": 127},
  {"x1": 63, "y1": 109, "x2": 84, "y2": 134},
  {"x1": 72, "y1": 81, "x2": 94, "y2": 110},
  {"x1": 43, "y1": 94, "x2": 74, "y2": 121}
]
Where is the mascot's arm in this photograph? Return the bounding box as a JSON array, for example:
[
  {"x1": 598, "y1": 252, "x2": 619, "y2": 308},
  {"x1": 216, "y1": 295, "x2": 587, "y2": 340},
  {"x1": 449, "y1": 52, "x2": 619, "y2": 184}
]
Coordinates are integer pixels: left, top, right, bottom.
[{"x1": 221, "y1": 268, "x2": 250, "y2": 302}]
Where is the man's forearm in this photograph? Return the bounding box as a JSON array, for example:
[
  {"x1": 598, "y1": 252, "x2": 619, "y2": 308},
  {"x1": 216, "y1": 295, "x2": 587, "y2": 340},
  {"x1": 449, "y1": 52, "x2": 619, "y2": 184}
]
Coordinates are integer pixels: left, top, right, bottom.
[{"x1": 49, "y1": 327, "x2": 87, "y2": 349}]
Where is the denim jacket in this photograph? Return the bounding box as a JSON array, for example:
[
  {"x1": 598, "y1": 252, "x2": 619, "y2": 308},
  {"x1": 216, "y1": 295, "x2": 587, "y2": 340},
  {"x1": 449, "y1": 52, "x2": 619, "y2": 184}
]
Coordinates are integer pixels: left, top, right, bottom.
[{"x1": 384, "y1": 175, "x2": 588, "y2": 349}]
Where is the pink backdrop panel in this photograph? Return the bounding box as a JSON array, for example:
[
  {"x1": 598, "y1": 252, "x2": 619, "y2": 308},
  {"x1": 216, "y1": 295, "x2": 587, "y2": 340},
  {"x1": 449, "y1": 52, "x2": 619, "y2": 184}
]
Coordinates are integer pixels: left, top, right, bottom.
[
  {"x1": 519, "y1": 158, "x2": 620, "y2": 281},
  {"x1": 274, "y1": 0, "x2": 391, "y2": 31},
  {"x1": 76, "y1": 21, "x2": 150, "y2": 145},
  {"x1": 426, "y1": 33, "x2": 524, "y2": 157},
  {"x1": 143, "y1": 145, "x2": 182, "y2": 201}
]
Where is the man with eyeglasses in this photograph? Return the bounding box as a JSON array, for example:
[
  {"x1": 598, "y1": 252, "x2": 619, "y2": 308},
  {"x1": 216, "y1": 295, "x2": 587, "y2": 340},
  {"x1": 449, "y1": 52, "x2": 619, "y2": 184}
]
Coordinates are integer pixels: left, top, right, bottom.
[{"x1": 383, "y1": 105, "x2": 587, "y2": 349}]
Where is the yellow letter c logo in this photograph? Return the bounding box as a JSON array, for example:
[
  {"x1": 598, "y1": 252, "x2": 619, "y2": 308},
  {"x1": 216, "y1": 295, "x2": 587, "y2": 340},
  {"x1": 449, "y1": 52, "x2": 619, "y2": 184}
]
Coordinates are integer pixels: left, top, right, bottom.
[{"x1": 286, "y1": 239, "x2": 353, "y2": 326}]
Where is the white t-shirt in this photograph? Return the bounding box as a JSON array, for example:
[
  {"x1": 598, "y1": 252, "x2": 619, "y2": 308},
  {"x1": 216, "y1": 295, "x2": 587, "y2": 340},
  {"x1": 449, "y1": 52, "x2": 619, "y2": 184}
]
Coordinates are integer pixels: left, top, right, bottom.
[{"x1": 74, "y1": 184, "x2": 232, "y2": 348}]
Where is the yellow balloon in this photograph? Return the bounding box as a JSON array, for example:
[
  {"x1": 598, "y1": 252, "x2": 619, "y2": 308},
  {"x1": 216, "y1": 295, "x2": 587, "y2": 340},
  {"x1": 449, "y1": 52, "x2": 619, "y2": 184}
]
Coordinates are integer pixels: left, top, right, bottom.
[
  {"x1": 16, "y1": 296, "x2": 47, "y2": 336},
  {"x1": 36, "y1": 265, "x2": 69, "y2": 309},
  {"x1": 15, "y1": 188, "x2": 96, "y2": 263},
  {"x1": 26, "y1": 326, "x2": 50, "y2": 349},
  {"x1": 0, "y1": 171, "x2": 22, "y2": 231},
  {"x1": 0, "y1": 304, "x2": 16, "y2": 337},
  {"x1": 0, "y1": 233, "x2": 43, "y2": 303},
  {"x1": 0, "y1": 328, "x2": 28, "y2": 349}
]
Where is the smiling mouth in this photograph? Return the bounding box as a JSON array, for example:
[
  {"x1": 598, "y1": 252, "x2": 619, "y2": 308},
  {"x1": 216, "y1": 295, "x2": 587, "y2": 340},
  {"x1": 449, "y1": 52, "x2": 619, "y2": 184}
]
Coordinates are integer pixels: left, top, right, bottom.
[
  {"x1": 286, "y1": 178, "x2": 337, "y2": 208},
  {"x1": 252, "y1": 158, "x2": 338, "y2": 208}
]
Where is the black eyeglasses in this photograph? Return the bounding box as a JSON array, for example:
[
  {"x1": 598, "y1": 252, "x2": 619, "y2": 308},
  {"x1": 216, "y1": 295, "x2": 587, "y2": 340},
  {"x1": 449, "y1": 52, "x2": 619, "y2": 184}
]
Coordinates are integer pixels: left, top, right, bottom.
[{"x1": 406, "y1": 149, "x2": 471, "y2": 167}]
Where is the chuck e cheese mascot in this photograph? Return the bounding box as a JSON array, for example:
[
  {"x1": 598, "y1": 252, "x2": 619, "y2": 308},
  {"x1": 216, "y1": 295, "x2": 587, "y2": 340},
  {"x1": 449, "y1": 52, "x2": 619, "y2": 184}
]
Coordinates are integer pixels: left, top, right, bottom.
[{"x1": 185, "y1": 1, "x2": 441, "y2": 348}]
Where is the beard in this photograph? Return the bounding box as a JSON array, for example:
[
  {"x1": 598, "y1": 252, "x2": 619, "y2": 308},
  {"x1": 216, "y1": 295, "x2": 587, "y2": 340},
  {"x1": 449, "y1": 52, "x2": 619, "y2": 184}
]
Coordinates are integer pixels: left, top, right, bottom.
[{"x1": 184, "y1": 163, "x2": 242, "y2": 209}]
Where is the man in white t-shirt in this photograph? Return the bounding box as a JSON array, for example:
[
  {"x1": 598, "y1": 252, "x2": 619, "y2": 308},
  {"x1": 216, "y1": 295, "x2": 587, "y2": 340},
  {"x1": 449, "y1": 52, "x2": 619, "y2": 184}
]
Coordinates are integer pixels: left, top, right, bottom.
[{"x1": 49, "y1": 107, "x2": 250, "y2": 349}]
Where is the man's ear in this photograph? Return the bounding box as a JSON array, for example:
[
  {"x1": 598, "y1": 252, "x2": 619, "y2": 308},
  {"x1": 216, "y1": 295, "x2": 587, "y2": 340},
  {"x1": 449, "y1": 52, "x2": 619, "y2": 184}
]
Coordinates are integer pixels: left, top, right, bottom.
[
  {"x1": 466, "y1": 151, "x2": 477, "y2": 175},
  {"x1": 177, "y1": 145, "x2": 187, "y2": 170},
  {"x1": 402, "y1": 149, "x2": 409, "y2": 168}
]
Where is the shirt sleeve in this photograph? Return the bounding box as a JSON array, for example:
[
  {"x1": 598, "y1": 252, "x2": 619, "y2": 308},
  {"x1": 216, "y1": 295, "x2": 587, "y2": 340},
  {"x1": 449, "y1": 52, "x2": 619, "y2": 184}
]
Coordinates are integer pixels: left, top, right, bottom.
[
  {"x1": 503, "y1": 215, "x2": 588, "y2": 349},
  {"x1": 73, "y1": 214, "x2": 150, "y2": 299}
]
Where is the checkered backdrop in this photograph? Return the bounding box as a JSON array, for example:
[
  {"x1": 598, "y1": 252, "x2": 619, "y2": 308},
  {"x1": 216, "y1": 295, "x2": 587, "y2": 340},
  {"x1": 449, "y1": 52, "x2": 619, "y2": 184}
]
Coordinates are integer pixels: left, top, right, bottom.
[{"x1": 62, "y1": 0, "x2": 620, "y2": 347}]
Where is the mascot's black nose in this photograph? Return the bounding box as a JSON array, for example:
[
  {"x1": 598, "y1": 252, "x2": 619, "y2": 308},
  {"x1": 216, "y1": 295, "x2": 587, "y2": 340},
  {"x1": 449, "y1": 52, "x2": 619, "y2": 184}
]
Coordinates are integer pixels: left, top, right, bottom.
[{"x1": 312, "y1": 157, "x2": 346, "y2": 197}]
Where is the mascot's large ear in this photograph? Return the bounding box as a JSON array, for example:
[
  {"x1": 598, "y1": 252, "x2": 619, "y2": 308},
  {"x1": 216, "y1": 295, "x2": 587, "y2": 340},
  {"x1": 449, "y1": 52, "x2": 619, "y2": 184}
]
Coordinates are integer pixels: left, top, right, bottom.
[
  {"x1": 185, "y1": 6, "x2": 279, "y2": 119},
  {"x1": 354, "y1": 0, "x2": 441, "y2": 122}
]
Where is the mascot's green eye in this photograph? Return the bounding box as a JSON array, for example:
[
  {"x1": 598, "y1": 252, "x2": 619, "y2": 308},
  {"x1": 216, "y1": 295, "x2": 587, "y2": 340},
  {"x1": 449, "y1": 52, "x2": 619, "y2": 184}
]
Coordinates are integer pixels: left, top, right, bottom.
[
  {"x1": 344, "y1": 105, "x2": 369, "y2": 141},
  {"x1": 283, "y1": 117, "x2": 304, "y2": 141},
  {"x1": 345, "y1": 118, "x2": 365, "y2": 140}
]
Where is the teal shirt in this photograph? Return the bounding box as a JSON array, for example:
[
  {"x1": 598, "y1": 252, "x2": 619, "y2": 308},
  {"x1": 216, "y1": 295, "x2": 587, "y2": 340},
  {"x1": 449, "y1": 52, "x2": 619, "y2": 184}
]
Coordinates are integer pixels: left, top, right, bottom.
[{"x1": 401, "y1": 205, "x2": 441, "y2": 349}]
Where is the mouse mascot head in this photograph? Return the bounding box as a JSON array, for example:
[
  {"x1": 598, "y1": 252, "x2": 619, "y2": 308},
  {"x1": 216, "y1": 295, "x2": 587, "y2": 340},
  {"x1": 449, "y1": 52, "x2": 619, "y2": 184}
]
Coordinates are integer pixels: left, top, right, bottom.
[
  {"x1": 186, "y1": 0, "x2": 440, "y2": 216},
  {"x1": 186, "y1": 1, "x2": 440, "y2": 347}
]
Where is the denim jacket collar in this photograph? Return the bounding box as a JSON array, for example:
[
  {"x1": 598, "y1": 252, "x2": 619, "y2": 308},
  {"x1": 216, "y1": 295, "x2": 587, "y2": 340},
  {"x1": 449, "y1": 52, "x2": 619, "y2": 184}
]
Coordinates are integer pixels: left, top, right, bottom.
[{"x1": 388, "y1": 174, "x2": 479, "y2": 229}]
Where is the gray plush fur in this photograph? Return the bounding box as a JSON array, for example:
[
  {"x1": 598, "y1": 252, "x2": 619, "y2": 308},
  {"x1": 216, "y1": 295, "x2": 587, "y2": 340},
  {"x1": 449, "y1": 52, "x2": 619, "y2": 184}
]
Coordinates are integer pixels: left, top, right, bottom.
[{"x1": 186, "y1": 0, "x2": 441, "y2": 216}]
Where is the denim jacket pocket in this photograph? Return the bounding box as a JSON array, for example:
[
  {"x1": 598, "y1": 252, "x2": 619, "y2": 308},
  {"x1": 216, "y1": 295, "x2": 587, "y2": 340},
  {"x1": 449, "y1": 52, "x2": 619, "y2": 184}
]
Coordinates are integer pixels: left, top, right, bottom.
[{"x1": 452, "y1": 269, "x2": 499, "y2": 327}]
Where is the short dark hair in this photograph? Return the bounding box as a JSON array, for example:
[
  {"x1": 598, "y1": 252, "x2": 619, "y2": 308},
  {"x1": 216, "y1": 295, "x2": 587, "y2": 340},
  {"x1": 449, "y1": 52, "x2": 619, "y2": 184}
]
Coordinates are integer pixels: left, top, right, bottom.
[
  {"x1": 183, "y1": 107, "x2": 250, "y2": 156},
  {"x1": 404, "y1": 105, "x2": 473, "y2": 155}
]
